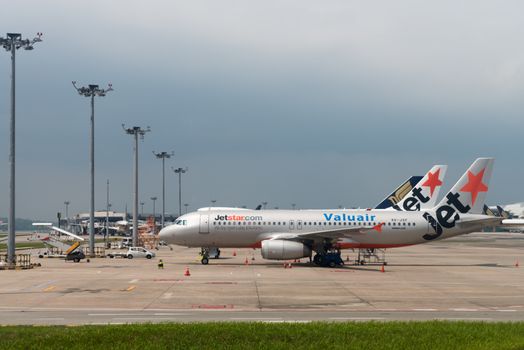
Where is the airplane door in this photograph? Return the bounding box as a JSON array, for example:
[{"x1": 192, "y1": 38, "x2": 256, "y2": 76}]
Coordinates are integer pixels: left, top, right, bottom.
[
  {"x1": 297, "y1": 220, "x2": 303, "y2": 230},
  {"x1": 199, "y1": 214, "x2": 209, "y2": 234},
  {"x1": 289, "y1": 220, "x2": 295, "y2": 230}
]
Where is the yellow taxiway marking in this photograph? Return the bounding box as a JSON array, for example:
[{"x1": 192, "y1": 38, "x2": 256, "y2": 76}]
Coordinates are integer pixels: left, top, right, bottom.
[
  {"x1": 43, "y1": 286, "x2": 56, "y2": 292},
  {"x1": 124, "y1": 285, "x2": 136, "y2": 292}
]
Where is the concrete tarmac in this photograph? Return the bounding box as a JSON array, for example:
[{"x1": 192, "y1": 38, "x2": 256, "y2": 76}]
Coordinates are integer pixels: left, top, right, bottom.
[{"x1": 0, "y1": 232, "x2": 522, "y2": 324}]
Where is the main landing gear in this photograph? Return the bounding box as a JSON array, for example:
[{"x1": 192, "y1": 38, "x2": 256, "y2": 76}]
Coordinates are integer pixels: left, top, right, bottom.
[{"x1": 313, "y1": 249, "x2": 344, "y2": 268}]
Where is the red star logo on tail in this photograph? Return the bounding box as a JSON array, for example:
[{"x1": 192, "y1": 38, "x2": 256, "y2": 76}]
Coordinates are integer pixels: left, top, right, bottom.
[
  {"x1": 460, "y1": 168, "x2": 488, "y2": 206},
  {"x1": 421, "y1": 169, "x2": 442, "y2": 197}
]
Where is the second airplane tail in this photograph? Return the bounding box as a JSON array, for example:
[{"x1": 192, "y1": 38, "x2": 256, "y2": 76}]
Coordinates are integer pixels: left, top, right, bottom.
[{"x1": 435, "y1": 158, "x2": 494, "y2": 215}]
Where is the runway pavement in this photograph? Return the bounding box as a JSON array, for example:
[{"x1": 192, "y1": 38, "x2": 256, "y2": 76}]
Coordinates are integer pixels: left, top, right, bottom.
[{"x1": 0, "y1": 232, "x2": 522, "y2": 324}]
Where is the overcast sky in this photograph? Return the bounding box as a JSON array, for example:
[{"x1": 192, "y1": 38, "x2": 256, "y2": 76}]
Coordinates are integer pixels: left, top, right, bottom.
[{"x1": 1, "y1": 1, "x2": 524, "y2": 220}]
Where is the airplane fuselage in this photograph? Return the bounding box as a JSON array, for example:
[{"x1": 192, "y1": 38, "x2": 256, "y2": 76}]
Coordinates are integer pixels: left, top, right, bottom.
[{"x1": 160, "y1": 208, "x2": 484, "y2": 249}]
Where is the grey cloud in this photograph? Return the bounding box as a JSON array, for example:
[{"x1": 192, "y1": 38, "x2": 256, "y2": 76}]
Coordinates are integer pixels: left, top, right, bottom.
[{"x1": 0, "y1": 1, "x2": 523, "y2": 219}]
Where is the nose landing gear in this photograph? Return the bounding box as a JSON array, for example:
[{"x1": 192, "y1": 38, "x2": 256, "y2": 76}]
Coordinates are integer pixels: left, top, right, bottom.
[{"x1": 200, "y1": 248, "x2": 210, "y2": 265}]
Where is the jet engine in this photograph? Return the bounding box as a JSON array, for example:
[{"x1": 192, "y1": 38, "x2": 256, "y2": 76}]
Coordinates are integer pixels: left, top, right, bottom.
[{"x1": 261, "y1": 240, "x2": 311, "y2": 260}]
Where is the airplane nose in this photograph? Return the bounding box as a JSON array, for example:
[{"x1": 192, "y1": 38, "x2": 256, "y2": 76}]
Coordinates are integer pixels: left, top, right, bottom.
[{"x1": 159, "y1": 225, "x2": 175, "y2": 243}]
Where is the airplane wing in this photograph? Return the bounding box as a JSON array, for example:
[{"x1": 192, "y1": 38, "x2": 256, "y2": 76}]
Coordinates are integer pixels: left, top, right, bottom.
[
  {"x1": 501, "y1": 219, "x2": 524, "y2": 226},
  {"x1": 456, "y1": 217, "x2": 502, "y2": 227},
  {"x1": 269, "y1": 224, "x2": 384, "y2": 242}
]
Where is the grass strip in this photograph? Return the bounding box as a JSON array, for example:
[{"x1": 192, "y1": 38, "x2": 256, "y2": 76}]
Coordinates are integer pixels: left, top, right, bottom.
[{"x1": 0, "y1": 321, "x2": 523, "y2": 349}]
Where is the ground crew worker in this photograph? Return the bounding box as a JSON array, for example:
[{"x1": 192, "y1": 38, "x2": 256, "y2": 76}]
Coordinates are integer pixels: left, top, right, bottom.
[{"x1": 158, "y1": 259, "x2": 164, "y2": 269}]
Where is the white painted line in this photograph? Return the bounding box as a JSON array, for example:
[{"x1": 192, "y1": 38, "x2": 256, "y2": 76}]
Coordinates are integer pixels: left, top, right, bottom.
[
  {"x1": 89, "y1": 313, "x2": 150, "y2": 317},
  {"x1": 230, "y1": 317, "x2": 282, "y2": 320},
  {"x1": 450, "y1": 308, "x2": 478, "y2": 312},
  {"x1": 376, "y1": 309, "x2": 398, "y2": 311},
  {"x1": 496, "y1": 309, "x2": 517, "y2": 312},
  {"x1": 116, "y1": 317, "x2": 179, "y2": 320},
  {"x1": 262, "y1": 320, "x2": 312, "y2": 323},
  {"x1": 153, "y1": 313, "x2": 189, "y2": 316},
  {"x1": 330, "y1": 317, "x2": 385, "y2": 320},
  {"x1": 129, "y1": 279, "x2": 139, "y2": 283},
  {"x1": 413, "y1": 309, "x2": 437, "y2": 312}
]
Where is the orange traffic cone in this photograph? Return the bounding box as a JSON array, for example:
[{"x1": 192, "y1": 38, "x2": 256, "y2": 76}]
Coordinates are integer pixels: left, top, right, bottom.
[
  {"x1": 516, "y1": 259, "x2": 520, "y2": 268},
  {"x1": 184, "y1": 266, "x2": 191, "y2": 276},
  {"x1": 380, "y1": 264, "x2": 385, "y2": 273},
  {"x1": 244, "y1": 257, "x2": 249, "y2": 265},
  {"x1": 233, "y1": 250, "x2": 237, "y2": 257}
]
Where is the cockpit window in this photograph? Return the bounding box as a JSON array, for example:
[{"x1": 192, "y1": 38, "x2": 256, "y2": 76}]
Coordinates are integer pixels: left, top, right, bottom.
[{"x1": 175, "y1": 220, "x2": 187, "y2": 225}]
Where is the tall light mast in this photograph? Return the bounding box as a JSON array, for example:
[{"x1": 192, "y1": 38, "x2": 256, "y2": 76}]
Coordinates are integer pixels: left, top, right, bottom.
[
  {"x1": 0, "y1": 32, "x2": 42, "y2": 266},
  {"x1": 123, "y1": 125, "x2": 151, "y2": 247}
]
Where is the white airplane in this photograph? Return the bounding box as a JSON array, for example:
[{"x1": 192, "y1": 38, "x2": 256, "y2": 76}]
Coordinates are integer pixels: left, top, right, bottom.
[
  {"x1": 200, "y1": 166, "x2": 445, "y2": 260},
  {"x1": 161, "y1": 159, "x2": 489, "y2": 267}
]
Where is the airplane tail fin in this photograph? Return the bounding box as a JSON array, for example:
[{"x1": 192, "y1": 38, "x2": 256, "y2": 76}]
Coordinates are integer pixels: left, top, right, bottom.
[
  {"x1": 483, "y1": 205, "x2": 498, "y2": 217},
  {"x1": 394, "y1": 165, "x2": 447, "y2": 211},
  {"x1": 436, "y1": 158, "x2": 494, "y2": 214},
  {"x1": 497, "y1": 205, "x2": 510, "y2": 219},
  {"x1": 374, "y1": 176, "x2": 422, "y2": 209}
]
